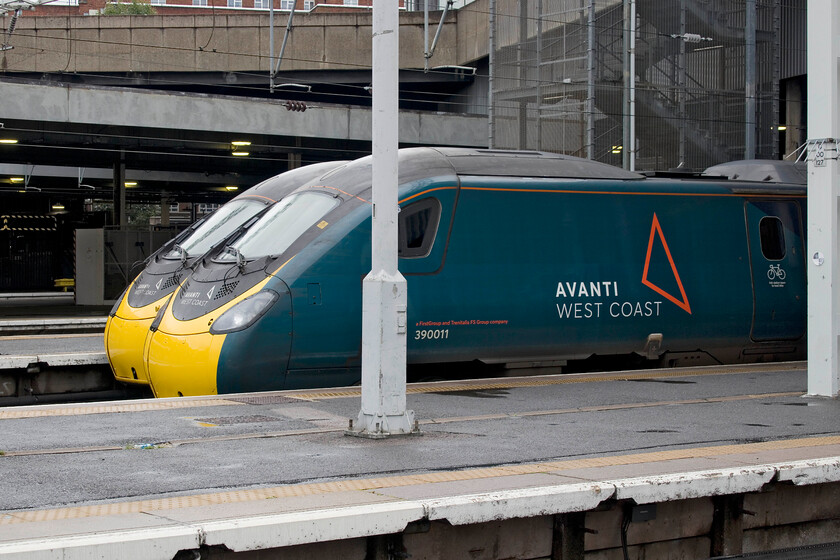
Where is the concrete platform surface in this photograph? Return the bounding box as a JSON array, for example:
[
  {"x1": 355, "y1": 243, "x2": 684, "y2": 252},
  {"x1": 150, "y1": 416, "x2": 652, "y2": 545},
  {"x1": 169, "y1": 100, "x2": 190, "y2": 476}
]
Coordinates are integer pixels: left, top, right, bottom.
[
  {"x1": 0, "y1": 334, "x2": 106, "y2": 370},
  {"x1": 1, "y1": 361, "x2": 838, "y2": 559},
  {"x1": 0, "y1": 293, "x2": 110, "y2": 334}
]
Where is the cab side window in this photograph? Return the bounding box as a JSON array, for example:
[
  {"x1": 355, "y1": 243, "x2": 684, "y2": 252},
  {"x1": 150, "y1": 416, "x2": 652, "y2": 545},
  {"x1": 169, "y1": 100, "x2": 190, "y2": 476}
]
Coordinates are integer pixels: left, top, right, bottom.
[
  {"x1": 399, "y1": 198, "x2": 441, "y2": 258},
  {"x1": 759, "y1": 216, "x2": 786, "y2": 260}
]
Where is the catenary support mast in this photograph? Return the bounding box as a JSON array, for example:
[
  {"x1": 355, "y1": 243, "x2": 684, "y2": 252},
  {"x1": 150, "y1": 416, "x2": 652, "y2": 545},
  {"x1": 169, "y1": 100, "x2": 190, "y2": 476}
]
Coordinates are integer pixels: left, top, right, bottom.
[
  {"x1": 806, "y1": 0, "x2": 840, "y2": 397},
  {"x1": 348, "y1": 0, "x2": 417, "y2": 438}
]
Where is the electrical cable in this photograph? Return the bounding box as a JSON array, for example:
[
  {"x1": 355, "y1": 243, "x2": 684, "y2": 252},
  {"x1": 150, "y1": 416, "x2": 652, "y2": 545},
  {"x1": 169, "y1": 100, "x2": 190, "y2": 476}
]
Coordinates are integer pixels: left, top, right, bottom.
[
  {"x1": 0, "y1": 0, "x2": 793, "y2": 164},
  {"x1": 198, "y1": 0, "x2": 216, "y2": 51},
  {"x1": 1, "y1": 0, "x2": 782, "y2": 112}
]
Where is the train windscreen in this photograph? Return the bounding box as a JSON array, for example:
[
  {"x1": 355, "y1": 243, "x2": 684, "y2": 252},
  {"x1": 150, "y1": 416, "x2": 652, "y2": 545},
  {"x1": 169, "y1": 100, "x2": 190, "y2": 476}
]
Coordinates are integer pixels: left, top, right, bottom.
[
  {"x1": 216, "y1": 192, "x2": 339, "y2": 262},
  {"x1": 164, "y1": 198, "x2": 266, "y2": 260}
]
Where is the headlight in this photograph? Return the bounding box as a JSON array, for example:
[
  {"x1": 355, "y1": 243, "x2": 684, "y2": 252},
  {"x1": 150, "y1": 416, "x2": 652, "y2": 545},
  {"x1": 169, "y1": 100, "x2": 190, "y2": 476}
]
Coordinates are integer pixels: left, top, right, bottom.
[{"x1": 210, "y1": 290, "x2": 279, "y2": 334}]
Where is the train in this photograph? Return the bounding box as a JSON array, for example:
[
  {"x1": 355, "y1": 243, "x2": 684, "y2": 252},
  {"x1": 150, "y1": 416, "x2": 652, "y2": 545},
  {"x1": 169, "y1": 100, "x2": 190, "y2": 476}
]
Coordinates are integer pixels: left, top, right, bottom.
[
  {"x1": 104, "y1": 161, "x2": 345, "y2": 386},
  {"x1": 106, "y1": 148, "x2": 807, "y2": 398}
]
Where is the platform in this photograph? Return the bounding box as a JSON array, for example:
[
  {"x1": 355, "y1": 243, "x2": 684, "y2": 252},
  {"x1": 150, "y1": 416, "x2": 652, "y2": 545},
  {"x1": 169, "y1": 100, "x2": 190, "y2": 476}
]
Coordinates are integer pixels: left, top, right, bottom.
[
  {"x1": 0, "y1": 312, "x2": 112, "y2": 403},
  {"x1": 1, "y1": 362, "x2": 839, "y2": 559},
  {"x1": 0, "y1": 293, "x2": 109, "y2": 335}
]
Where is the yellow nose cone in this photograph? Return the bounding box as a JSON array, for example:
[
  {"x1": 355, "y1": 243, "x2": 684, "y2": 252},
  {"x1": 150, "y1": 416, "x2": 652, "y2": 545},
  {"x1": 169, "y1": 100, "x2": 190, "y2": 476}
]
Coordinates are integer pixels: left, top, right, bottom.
[
  {"x1": 146, "y1": 330, "x2": 226, "y2": 398},
  {"x1": 105, "y1": 315, "x2": 155, "y2": 385}
]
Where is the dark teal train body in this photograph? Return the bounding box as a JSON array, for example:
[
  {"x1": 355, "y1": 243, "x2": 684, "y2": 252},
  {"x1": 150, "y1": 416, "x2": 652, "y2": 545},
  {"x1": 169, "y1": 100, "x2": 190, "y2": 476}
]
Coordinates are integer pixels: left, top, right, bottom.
[{"x1": 144, "y1": 148, "x2": 807, "y2": 397}]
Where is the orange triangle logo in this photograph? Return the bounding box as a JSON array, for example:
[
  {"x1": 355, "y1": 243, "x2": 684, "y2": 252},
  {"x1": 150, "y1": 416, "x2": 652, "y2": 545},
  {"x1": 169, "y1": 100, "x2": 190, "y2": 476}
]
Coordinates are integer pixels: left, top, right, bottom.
[{"x1": 641, "y1": 213, "x2": 692, "y2": 314}]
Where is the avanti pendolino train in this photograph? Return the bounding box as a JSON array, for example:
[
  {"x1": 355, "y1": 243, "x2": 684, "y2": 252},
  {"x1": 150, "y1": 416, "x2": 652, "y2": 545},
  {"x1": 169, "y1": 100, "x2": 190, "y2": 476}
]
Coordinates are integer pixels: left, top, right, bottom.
[
  {"x1": 123, "y1": 148, "x2": 806, "y2": 398},
  {"x1": 104, "y1": 161, "x2": 346, "y2": 386}
]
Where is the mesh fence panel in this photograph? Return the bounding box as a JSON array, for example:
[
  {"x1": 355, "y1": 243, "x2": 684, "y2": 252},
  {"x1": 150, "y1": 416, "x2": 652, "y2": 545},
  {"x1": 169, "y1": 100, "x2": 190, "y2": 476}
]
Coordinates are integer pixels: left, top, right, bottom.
[{"x1": 490, "y1": 0, "x2": 789, "y2": 170}]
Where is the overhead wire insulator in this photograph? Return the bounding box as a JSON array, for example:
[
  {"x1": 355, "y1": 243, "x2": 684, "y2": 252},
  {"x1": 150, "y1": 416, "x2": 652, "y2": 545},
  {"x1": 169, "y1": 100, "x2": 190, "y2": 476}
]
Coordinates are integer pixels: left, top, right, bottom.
[
  {"x1": 284, "y1": 100, "x2": 307, "y2": 112},
  {"x1": 669, "y1": 32, "x2": 712, "y2": 43},
  {"x1": 7, "y1": 9, "x2": 19, "y2": 36}
]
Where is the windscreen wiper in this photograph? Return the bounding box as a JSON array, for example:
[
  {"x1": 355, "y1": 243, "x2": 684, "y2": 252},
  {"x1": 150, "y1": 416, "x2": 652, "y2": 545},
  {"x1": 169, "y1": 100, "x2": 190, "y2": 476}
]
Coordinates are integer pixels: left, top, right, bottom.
[
  {"x1": 173, "y1": 243, "x2": 188, "y2": 265},
  {"x1": 224, "y1": 245, "x2": 247, "y2": 271}
]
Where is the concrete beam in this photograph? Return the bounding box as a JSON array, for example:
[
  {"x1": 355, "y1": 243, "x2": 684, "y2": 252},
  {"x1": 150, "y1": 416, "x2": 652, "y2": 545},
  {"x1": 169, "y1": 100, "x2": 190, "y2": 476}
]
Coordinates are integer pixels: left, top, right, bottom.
[
  {"x1": 0, "y1": 11, "x2": 462, "y2": 74},
  {"x1": 0, "y1": 80, "x2": 487, "y2": 147}
]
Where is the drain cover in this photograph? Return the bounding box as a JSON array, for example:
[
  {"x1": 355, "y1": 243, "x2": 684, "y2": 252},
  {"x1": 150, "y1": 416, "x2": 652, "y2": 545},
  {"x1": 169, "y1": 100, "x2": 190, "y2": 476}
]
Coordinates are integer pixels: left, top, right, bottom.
[
  {"x1": 195, "y1": 415, "x2": 284, "y2": 426},
  {"x1": 226, "y1": 395, "x2": 303, "y2": 405}
]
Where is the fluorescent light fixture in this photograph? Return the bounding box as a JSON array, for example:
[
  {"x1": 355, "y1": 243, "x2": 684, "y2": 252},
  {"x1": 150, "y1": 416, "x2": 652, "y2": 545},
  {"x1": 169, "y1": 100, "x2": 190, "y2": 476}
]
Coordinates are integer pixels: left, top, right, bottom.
[
  {"x1": 231, "y1": 141, "x2": 252, "y2": 147},
  {"x1": 9, "y1": 177, "x2": 24, "y2": 183},
  {"x1": 232, "y1": 151, "x2": 250, "y2": 157},
  {"x1": 51, "y1": 204, "x2": 65, "y2": 210},
  {"x1": 225, "y1": 185, "x2": 239, "y2": 191},
  {"x1": 124, "y1": 181, "x2": 138, "y2": 187},
  {"x1": 0, "y1": 139, "x2": 18, "y2": 144},
  {"x1": 777, "y1": 125, "x2": 787, "y2": 131},
  {"x1": 611, "y1": 145, "x2": 623, "y2": 154}
]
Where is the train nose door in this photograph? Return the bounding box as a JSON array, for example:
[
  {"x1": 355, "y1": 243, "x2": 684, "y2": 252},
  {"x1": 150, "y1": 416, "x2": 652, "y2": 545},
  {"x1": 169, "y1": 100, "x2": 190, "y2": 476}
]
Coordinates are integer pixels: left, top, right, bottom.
[{"x1": 744, "y1": 200, "x2": 806, "y2": 341}]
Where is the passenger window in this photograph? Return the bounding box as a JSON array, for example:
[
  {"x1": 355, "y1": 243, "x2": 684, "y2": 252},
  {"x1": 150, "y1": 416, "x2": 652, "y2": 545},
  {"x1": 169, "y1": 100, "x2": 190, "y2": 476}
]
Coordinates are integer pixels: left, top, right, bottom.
[
  {"x1": 399, "y1": 198, "x2": 441, "y2": 258},
  {"x1": 759, "y1": 216, "x2": 786, "y2": 260}
]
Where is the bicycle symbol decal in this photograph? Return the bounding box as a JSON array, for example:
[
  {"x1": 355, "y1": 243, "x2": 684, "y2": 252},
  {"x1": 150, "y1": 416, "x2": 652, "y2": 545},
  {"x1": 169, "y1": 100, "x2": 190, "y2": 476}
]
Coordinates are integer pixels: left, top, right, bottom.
[
  {"x1": 767, "y1": 264, "x2": 786, "y2": 280},
  {"x1": 767, "y1": 264, "x2": 786, "y2": 287}
]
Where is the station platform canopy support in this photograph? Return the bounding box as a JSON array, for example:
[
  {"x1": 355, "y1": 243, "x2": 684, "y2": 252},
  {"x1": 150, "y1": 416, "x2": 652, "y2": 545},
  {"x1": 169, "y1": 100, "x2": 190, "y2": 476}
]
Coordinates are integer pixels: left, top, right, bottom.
[{"x1": 807, "y1": 0, "x2": 840, "y2": 397}]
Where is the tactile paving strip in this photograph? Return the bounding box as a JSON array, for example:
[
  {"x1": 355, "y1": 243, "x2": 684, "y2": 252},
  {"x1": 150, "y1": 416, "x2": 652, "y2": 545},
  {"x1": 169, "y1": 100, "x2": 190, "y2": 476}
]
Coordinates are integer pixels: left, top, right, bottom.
[
  {"x1": 2, "y1": 434, "x2": 837, "y2": 525},
  {"x1": 0, "y1": 398, "x2": 241, "y2": 420}
]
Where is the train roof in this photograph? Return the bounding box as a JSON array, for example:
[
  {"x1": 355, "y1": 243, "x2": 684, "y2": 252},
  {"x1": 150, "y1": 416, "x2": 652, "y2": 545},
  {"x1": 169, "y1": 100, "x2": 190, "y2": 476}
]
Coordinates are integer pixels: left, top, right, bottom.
[
  {"x1": 304, "y1": 150, "x2": 805, "y2": 203},
  {"x1": 425, "y1": 148, "x2": 644, "y2": 180},
  {"x1": 301, "y1": 148, "x2": 646, "y2": 202},
  {"x1": 703, "y1": 159, "x2": 807, "y2": 185},
  {"x1": 237, "y1": 160, "x2": 349, "y2": 202}
]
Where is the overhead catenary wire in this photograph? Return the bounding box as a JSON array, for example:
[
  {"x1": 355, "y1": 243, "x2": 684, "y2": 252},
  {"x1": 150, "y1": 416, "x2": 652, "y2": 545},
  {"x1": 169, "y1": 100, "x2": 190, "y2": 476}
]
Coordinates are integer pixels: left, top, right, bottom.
[
  {"x1": 0, "y1": 31, "x2": 779, "y2": 119},
  {"x1": 0, "y1": 31, "x2": 498, "y2": 112},
  {"x1": 0, "y1": 0, "x2": 799, "y2": 164},
  {"x1": 0, "y1": 1, "x2": 659, "y2": 97},
  {"x1": 0, "y1": 0, "x2": 788, "y2": 108}
]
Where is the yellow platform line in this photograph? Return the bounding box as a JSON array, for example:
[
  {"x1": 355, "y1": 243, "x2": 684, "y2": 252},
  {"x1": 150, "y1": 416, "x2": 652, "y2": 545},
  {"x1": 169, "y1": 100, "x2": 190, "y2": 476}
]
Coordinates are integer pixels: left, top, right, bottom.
[
  {"x1": 2, "y1": 433, "x2": 837, "y2": 526},
  {"x1": 0, "y1": 362, "x2": 806, "y2": 420},
  {"x1": 0, "y1": 398, "x2": 242, "y2": 420}
]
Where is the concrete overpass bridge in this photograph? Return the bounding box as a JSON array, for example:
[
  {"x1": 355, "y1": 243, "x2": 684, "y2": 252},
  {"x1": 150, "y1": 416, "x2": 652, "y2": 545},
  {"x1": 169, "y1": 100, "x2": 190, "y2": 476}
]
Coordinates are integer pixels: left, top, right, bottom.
[{"x1": 0, "y1": 6, "x2": 491, "y2": 212}]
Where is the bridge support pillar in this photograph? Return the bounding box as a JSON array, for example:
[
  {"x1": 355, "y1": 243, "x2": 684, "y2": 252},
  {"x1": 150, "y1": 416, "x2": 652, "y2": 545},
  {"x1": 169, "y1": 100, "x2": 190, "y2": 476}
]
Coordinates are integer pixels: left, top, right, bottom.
[
  {"x1": 160, "y1": 196, "x2": 170, "y2": 227},
  {"x1": 113, "y1": 157, "x2": 126, "y2": 228},
  {"x1": 287, "y1": 151, "x2": 301, "y2": 169}
]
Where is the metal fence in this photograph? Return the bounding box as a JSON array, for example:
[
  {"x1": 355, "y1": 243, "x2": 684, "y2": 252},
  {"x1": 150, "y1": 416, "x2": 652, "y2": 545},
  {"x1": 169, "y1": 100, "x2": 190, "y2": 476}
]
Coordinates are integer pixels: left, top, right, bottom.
[
  {"x1": 103, "y1": 226, "x2": 181, "y2": 300},
  {"x1": 0, "y1": 215, "x2": 65, "y2": 292},
  {"x1": 490, "y1": 0, "x2": 801, "y2": 170}
]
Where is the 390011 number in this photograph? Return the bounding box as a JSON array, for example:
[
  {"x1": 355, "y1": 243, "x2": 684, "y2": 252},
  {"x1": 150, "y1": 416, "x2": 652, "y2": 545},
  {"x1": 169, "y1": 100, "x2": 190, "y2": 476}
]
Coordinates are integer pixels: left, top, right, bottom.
[{"x1": 414, "y1": 329, "x2": 449, "y2": 340}]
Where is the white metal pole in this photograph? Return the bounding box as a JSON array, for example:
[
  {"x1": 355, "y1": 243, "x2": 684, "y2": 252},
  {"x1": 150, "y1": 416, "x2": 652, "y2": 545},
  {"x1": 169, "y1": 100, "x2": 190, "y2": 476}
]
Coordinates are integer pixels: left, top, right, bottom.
[
  {"x1": 806, "y1": 0, "x2": 840, "y2": 397},
  {"x1": 488, "y1": 0, "x2": 495, "y2": 149},
  {"x1": 424, "y1": 0, "x2": 429, "y2": 71},
  {"x1": 622, "y1": 0, "x2": 630, "y2": 170},
  {"x1": 745, "y1": 0, "x2": 757, "y2": 160},
  {"x1": 586, "y1": 0, "x2": 594, "y2": 160},
  {"x1": 629, "y1": 0, "x2": 636, "y2": 171},
  {"x1": 348, "y1": 0, "x2": 416, "y2": 438},
  {"x1": 269, "y1": 0, "x2": 274, "y2": 92}
]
